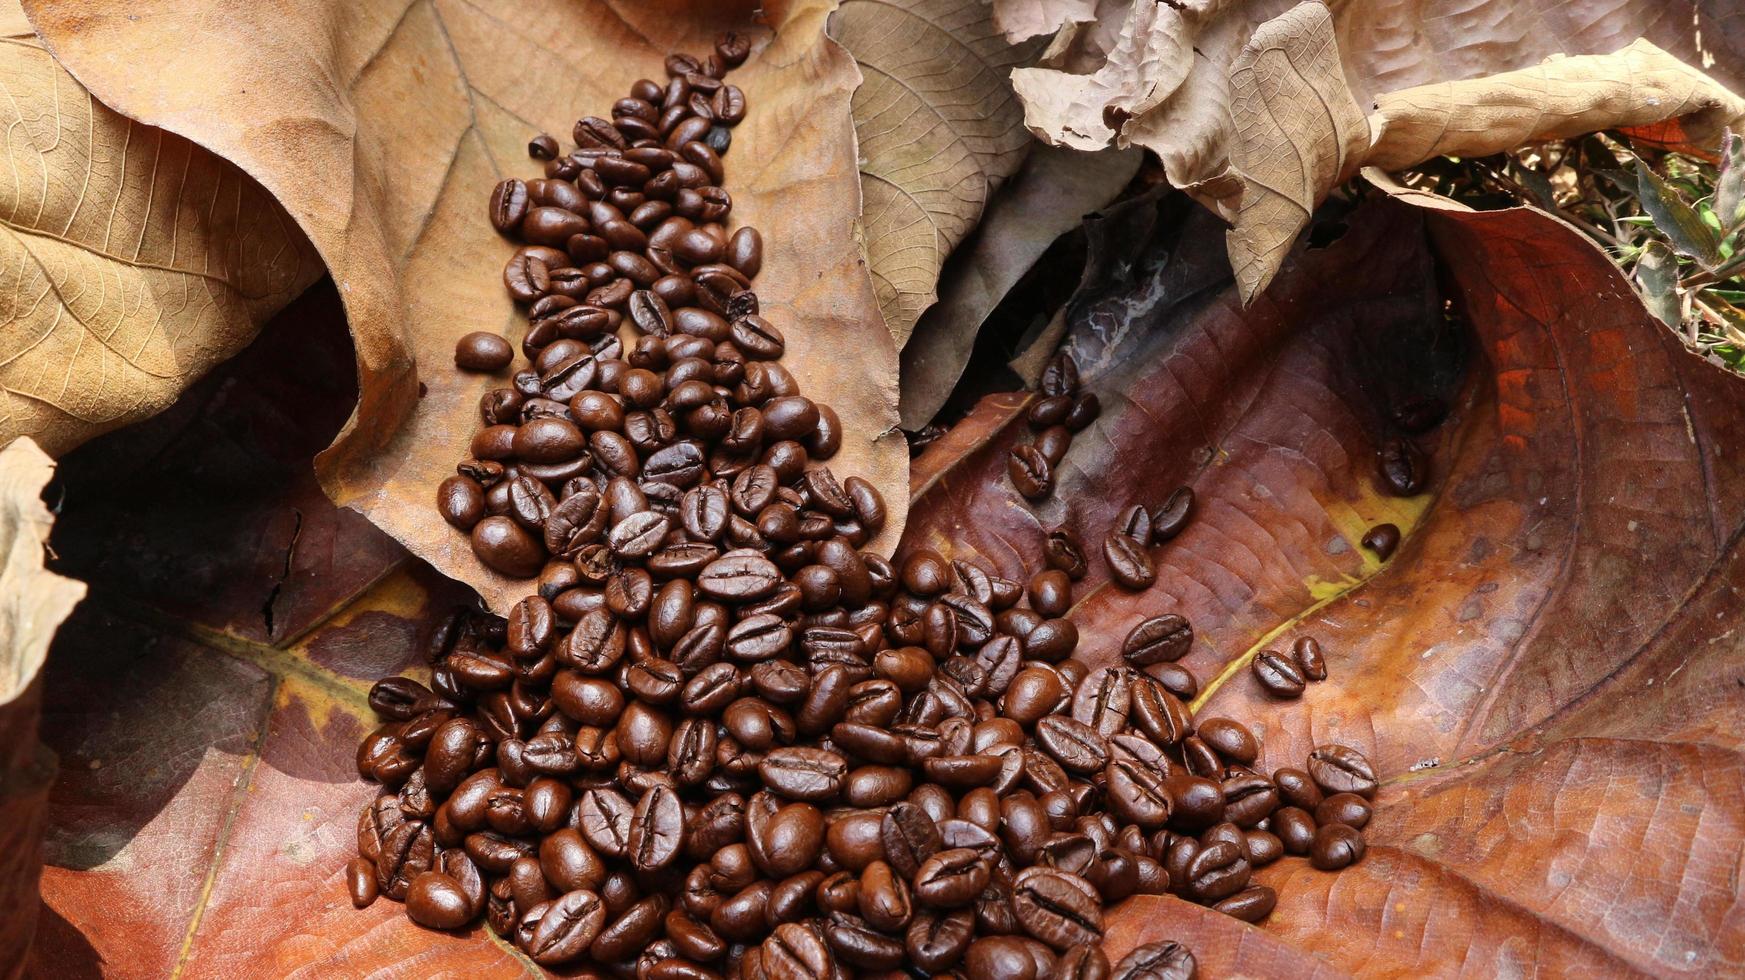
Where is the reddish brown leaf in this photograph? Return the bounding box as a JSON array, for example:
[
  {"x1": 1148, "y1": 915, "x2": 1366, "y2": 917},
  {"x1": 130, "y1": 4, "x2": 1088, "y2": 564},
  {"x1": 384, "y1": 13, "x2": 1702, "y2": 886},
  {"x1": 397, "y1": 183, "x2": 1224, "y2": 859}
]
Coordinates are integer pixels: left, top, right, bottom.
[{"x1": 907, "y1": 190, "x2": 1745, "y2": 973}]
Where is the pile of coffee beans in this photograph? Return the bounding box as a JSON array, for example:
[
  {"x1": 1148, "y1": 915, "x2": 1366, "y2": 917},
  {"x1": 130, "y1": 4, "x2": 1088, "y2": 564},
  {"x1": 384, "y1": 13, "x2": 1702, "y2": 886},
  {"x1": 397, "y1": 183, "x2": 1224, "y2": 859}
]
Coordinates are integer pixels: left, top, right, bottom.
[{"x1": 344, "y1": 33, "x2": 1381, "y2": 979}]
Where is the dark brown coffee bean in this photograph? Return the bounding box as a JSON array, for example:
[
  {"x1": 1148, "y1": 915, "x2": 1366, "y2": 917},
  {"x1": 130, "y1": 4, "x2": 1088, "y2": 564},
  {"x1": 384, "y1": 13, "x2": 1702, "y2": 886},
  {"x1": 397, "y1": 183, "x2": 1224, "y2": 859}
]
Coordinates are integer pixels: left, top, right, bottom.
[
  {"x1": 1273, "y1": 767, "x2": 1323, "y2": 810},
  {"x1": 1195, "y1": 718, "x2": 1258, "y2": 765},
  {"x1": 698, "y1": 552, "x2": 782, "y2": 600},
  {"x1": 858, "y1": 860, "x2": 913, "y2": 931},
  {"x1": 1123, "y1": 614, "x2": 1192, "y2": 665},
  {"x1": 490, "y1": 178, "x2": 530, "y2": 235},
  {"x1": 1251, "y1": 649, "x2": 1305, "y2": 698},
  {"x1": 406, "y1": 871, "x2": 474, "y2": 930},
  {"x1": 1316, "y1": 792, "x2": 1373, "y2": 829},
  {"x1": 906, "y1": 909, "x2": 974, "y2": 972},
  {"x1": 1377, "y1": 437, "x2": 1428, "y2": 495},
  {"x1": 1361, "y1": 522, "x2": 1401, "y2": 560},
  {"x1": 824, "y1": 910, "x2": 906, "y2": 970},
  {"x1": 915, "y1": 847, "x2": 992, "y2": 910},
  {"x1": 346, "y1": 856, "x2": 378, "y2": 908},
  {"x1": 1292, "y1": 635, "x2": 1327, "y2": 681},
  {"x1": 455, "y1": 331, "x2": 513, "y2": 372},
  {"x1": 1106, "y1": 758, "x2": 1172, "y2": 830},
  {"x1": 1150, "y1": 486, "x2": 1195, "y2": 543},
  {"x1": 1307, "y1": 744, "x2": 1378, "y2": 798},
  {"x1": 1008, "y1": 445, "x2": 1054, "y2": 500},
  {"x1": 525, "y1": 888, "x2": 608, "y2": 965},
  {"x1": 1035, "y1": 715, "x2": 1108, "y2": 774},
  {"x1": 1310, "y1": 822, "x2": 1366, "y2": 870},
  {"x1": 471, "y1": 516, "x2": 546, "y2": 577},
  {"x1": 1011, "y1": 870, "x2": 1102, "y2": 950},
  {"x1": 759, "y1": 747, "x2": 847, "y2": 801},
  {"x1": 1183, "y1": 840, "x2": 1250, "y2": 902},
  {"x1": 627, "y1": 785, "x2": 683, "y2": 871},
  {"x1": 1103, "y1": 532, "x2": 1155, "y2": 590},
  {"x1": 761, "y1": 921, "x2": 833, "y2": 978},
  {"x1": 1112, "y1": 940, "x2": 1196, "y2": 980}
]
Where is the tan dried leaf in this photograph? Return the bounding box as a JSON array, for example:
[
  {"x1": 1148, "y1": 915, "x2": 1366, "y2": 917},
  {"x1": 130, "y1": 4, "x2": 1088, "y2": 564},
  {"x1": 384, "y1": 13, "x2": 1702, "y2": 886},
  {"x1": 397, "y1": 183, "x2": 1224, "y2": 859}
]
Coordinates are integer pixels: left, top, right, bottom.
[
  {"x1": 0, "y1": 1, "x2": 320, "y2": 458},
  {"x1": 835, "y1": 0, "x2": 1043, "y2": 345},
  {"x1": 990, "y1": 0, "x2": 1099, "y2": 45},
  {"x1": 0, "y1": 437, "x2": 82, "y2": 707},
  {"x1": 1010, "y1": 0, "x2": 1194, "y2": 151},
  {"x1": 26, "y1": 0, "x2": 909, "y2": 612},
  {"x1": 1225, "y1": 2, "x2": 1368, "y2": 302},
  {"x1": 1367, "y1": 39, "x2": 1745, "y2": 170}
]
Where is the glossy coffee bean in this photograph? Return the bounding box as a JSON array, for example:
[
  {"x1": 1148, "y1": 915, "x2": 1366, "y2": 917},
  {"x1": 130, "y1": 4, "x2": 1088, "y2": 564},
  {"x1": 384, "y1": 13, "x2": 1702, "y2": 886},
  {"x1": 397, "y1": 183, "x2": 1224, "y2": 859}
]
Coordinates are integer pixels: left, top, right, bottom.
[{"x1": 456, "y1": 331, "x2": 514, "y2": 372}]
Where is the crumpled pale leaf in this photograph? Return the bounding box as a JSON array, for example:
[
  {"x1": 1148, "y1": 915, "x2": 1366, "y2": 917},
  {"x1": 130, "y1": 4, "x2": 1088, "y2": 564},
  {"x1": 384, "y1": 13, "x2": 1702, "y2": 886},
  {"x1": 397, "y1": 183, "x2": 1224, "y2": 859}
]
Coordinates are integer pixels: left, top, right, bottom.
[
  {"x1": 1224, "y1": 2, "x2": 1368, "y2": 302},
  {"x1": 1010, "y1": 0, "x2": 1192, "y2": 150},
  {"x1": 0, "y1": 0, "x2": 320, "y2": 458},
  {"x1": 0, "y1": 436, "x2": 85, "y2": 971},
  {"x1": 1010, "y1": 0, "x2": 1745, "y2": 300},
  {"x1": 898, "y1": 143, "x2": 1140, "y2": 428},
  {"x1": 834, "y1": 0, "x2": 1043, "y2": 345},
  {"x1": 25, "y1": 0, "x2": 909, "y2": 612},
  {"x1": 991, "y1": 0, "x2": 1099, "y2": 45}
]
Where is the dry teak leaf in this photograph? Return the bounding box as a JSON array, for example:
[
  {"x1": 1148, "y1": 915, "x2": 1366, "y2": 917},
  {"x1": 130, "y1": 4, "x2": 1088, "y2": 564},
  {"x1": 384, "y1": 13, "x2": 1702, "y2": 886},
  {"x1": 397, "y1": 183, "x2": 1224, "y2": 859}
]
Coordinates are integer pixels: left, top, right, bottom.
[
  {"x1": 833, "y1": 0, "x2": 1043, "y2": 345},
  {"x1": 25, "y1": 0, "x2": 908, "y2": 611},
  {"x1": 0, "y1": 1, "x2": 320, "y2": 457}
]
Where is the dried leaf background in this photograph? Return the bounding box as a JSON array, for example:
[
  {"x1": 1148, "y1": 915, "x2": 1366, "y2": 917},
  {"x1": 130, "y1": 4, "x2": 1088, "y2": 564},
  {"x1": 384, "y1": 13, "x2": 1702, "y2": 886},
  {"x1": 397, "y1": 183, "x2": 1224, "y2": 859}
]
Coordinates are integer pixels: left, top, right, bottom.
[
  {"x1": 1003, "y1": 0, "x2": 1745, "y2": 300},
  {"x1": 907, "y1": 190, "x2": 1745, "y2": 976},
  {"x1": 0, "y1": 0, "x2": 320, "y2": 457},
  {"x1": 23, "y1": 0, "x2": 916, "y2": 612}
]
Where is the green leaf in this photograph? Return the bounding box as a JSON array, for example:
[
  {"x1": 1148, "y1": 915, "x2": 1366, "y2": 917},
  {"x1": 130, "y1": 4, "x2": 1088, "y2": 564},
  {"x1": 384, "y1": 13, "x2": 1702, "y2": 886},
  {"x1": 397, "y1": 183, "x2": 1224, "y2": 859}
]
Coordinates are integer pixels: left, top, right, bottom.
[
  {"x1": 1638, "y1": 160, "x2": 1723, "y2": 267},
  {"x1": 1715, "y1": 130, "x2": 1745, "y2": 236},
  {"x1": 1634, "y1": 240, "x2": 1682, "y2": 328}
]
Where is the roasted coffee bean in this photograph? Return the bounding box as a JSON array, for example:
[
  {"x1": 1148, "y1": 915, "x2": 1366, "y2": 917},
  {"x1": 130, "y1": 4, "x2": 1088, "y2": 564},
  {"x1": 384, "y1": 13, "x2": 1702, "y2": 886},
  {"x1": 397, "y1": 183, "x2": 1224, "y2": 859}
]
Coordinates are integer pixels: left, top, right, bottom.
[
  {"x1": 825, "y1": 911, "x2": 906, "y2": 970},
  {"x1": 1113, "y1": 940, "x2": 1196, "y2": 980},
  {"x1": 1195, "y1": 719, "x2": 1257, "y2": 766},
  {"x1": 914, "y1": 847, "x2": 990, "y2": 908},
  {"x1": 1103, "y1": 532, "x2": 1156, "y2": 590},
  {"x1": 1310, "y1": 822, "x2": 1366, "y2": 870},
  {"x1": 1251, "y1": 649, "x2": 1306, "y2": 698},
  {"x1": 1377, "y1": 437, "x2": 1428, "y2": 495},
  {"x1": 456, "y1": 331, "x2": 514, "y2": 372},
  {"x1": 525, "y1": 889, "x2": 608, "y2": 965},
  {"x1": 907, "y1": 909, "x2": 975, "y2": 972},
  {"x1": 1123, "y1": 614, "x2": 1192, "y2": 665},
  {"x1": 1035, "y1": 715, "x2": 1108, "y2": 774},
  {"x1": 1315, "y1": 792, "x2": 1373, "y2": 830},
  {"x1": 759, "y1": 747, "x2": 847, "y2": 801},
  {"x1": 1183, "y1": 840, "x2": 1250, "y2": 902},
  {"x1": 1012, "y1": 870, "x2": 1102, "y2": 950},
  {"x1": 1307, "y1": 744, "x2": 1378, "y2": 798},
  {"x1": 1150, "y1": 486, "x2": 1195, "y2": 543},
  {"x1": 880, "y1": 800, "x2": 942, "y2": 879},
  {"x1": 1291, "y1": 635, "x2": 1327, "y2": 681},
  {"x1": 627, "y1": 785, "x2": 683, "y2": 871},
  {"x1": 1361, "y1": 522, "x2": 1400, "y2": 560},
  {"x1": 1008, "y1": 445, "x2": 1054, "y2": 500}
]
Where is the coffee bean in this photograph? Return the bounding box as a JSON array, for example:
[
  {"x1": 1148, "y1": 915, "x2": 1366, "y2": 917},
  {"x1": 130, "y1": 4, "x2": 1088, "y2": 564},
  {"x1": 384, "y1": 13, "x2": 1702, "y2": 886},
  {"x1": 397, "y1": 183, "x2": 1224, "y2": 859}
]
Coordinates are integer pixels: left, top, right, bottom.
[
  {"x1": 1035, "y1": 715, "x2": 1109, "y2": 774},
  {"x1": 1151, "y1": 487, "x2": 1195, "y2": 543},
  {"x1": 1123, "y1": 614, "x2": 1192, "y2": 665},
  {"x1": 1361, "y1": 522, "x2": 1401, "y2": 560},
  {"x1": 346, "y1": 856, "x2": 378, "y2": 908},
  {"x1": 1008, "y1": 445, "x2": 1054, "y2": 500},
  {"x1": 1012, "y1": 870, "x2": 1102, "y2": 950},
  {"x1": 1310, "y1": 822, "x2": 1366, "y2": 870},
  {"x1": 880, "y1": 801, "x2": 942, "y2": 879},
  {"x1": 1315, "y1": 792, "x2": 1373, "y2": 829},
  {"x1": 1292, "y1": 636, "x2": 1327, "y2": 681},
  {"x1": 907, "y1": 909, "x2": 975, "y2": 972},
  {"x1": 1103, "y1": 532, "x2": 1155, "y2": 590},
  {"x1": 759, "y1": 747, "x2": 847, "y2": 801},
  {"x1": 1377, "y1": 437, "x2": 1428, "y2": 495},
  {"x1": 525, "y1": 889, "x2": 608, "y2": 965},
  {"x1": 1251, "y1": 649, "x2": 1305, "y2": 698},
  {"x1": 1307, "y1": 743, "x2": 1378, "y2": 798},
  {"x1": 1195, "y1": 718, "x2": 1258, "y2": 765},
  {"x1": 455, "y1": 331, "x2": 513, "y2": 372},
  {"x1": 406, "y1": 871, "x2": 474, "y2": 929},
  {"x1": 1113, "y1": 940, "x2": 1196, "y2": 980}
]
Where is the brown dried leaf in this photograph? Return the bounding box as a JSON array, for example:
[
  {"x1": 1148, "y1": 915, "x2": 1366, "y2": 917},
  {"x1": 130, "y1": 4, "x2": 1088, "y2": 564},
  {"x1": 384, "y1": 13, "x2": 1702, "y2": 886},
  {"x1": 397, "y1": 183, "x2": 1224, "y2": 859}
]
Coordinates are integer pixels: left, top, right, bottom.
[
  {"x1": 0, "y1": 1, "x2": 320, "y2": 457},
  {"x1": 834, "y1": 0, "x2": 1043, "y2": 344},
  {"x1": 909, "y1": 187, "x2": 1745, "y2": 974},
  {"x1": 24, "y1": 0, "x2": 908, "y2": 611}
]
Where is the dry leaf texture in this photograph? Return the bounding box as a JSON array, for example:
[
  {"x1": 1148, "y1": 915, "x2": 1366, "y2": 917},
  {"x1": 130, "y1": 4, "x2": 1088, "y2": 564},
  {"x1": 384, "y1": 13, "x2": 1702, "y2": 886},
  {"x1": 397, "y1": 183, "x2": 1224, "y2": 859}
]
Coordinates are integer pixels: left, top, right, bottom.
[
  {"x1": 24, "y1": 0, "x2": 909, "y2": 611},
  {"x1": 834, "y1": 0, "x2": 1044, "y2": 345},
  {"x1": 0, "y1": 1, "x2": 320, "y2": 458}
]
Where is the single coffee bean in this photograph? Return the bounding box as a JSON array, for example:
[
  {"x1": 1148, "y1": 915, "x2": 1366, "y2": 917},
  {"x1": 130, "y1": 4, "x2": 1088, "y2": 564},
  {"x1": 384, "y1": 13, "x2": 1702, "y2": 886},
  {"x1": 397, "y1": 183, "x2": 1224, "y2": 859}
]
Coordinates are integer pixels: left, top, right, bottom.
[
  {"x1": 1310, "y1": 822, "x2": 1366, "y2": 870},
  {"x1": 406, "y1": 871, "x2": 474, "y2": 929},
  {"x1": 1151, "y1": 486, "x2": 1195, "y2": 543},
  {"x1": 1122, "y1": 614, "x2": 1192, "y2": 665},
  {"x1": 1008, "y1": 445, "x2": 1054, "y2": 500},
  {"x1": 1251, "y1": 649, "x2": 1305, "y2": 698},
  {"x1": 1292, "y1": 635, "x2": 1327, "y2": 681},
  {"x1": 914, "y1": 847, "x2": 990, "y2": 908},
  {"x1": 1114, "y1": 941, "x2": 1196, "y2": 980},
  {"x1": 1377, "y1": 437, "x2": 1428, "y2": 495},
  {"x1": 1273, "y1": 807, "x2": 1319, "y2": 857},
  {"x1": 346, "y1": 856, "x2": 378, "y2": 908},
  {"x1": 1195, "y1": 718, "x2": 1258, "y2": 766},
  {"x1": 1361, "y1": 522, "x2": 1401, "y2": 560},
  {"x1": 1315, "y1": 792, "x2": 1373, "y2": 829},
  {"x1": 455, "y1": 331, "x2": 513, "y2": 372},
  {"x1": 1307, "y1": 744, "x2": 1378, "y2": 798},
  {"x1": 525, "y1": 889, "x2": 608, "y2": 965},
  {"x1": 1103, "y1": 532, "x2": 1155, "y2": 590},
  {"x1": 1011, "y1": 870, "x2": 1102, "y2": 951}
]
